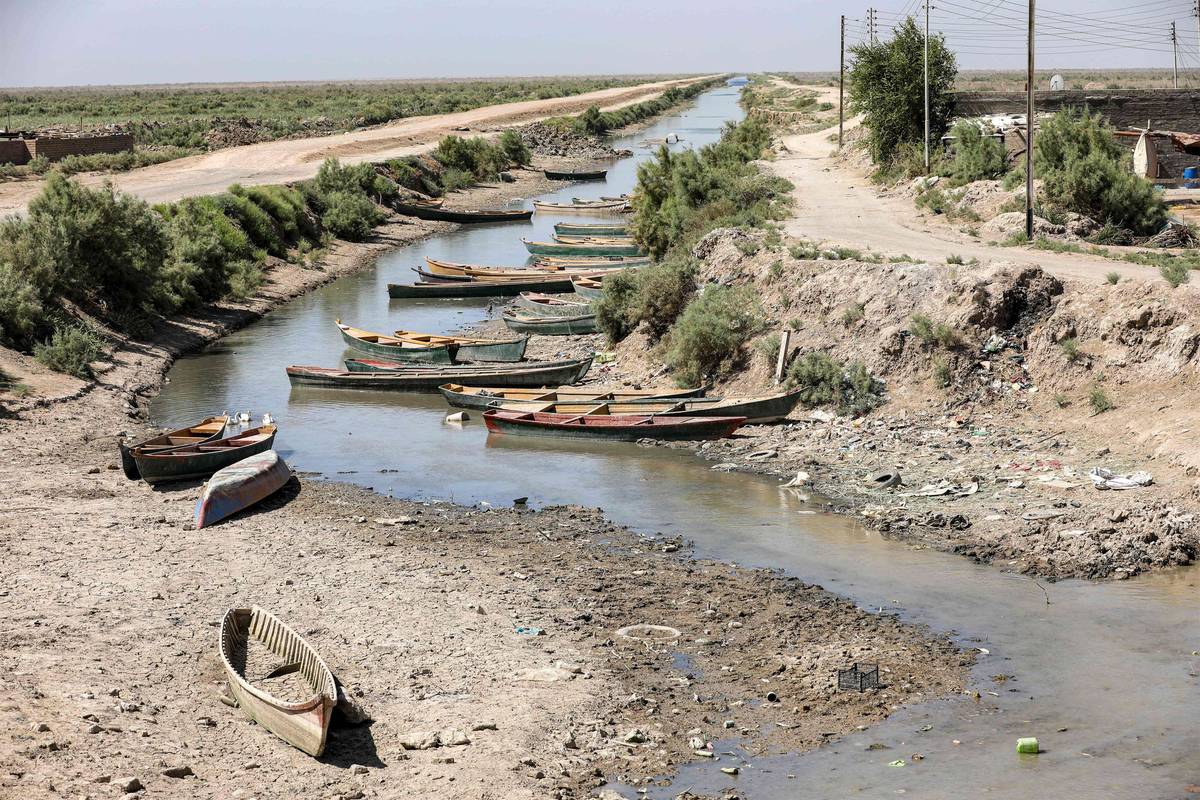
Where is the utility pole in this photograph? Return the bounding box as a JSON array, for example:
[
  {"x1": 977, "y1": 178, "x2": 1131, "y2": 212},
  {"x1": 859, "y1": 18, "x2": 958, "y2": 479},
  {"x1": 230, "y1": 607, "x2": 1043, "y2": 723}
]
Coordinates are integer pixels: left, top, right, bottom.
[
  {"x1": 868, "y1": 8, "x2": 877, "y2": 44},
  {"x1": 924, "y1": 0, "x2": 931, "y2": 173},
  {"x1": 839, "y1": 14, "x2": 846, "y2": 149},
  {"x1": 1171, "y1": 22, "x2": 1179, "y2": 88},
  {"x1": 1195, "y1": 0, "x2": 1200, "y2": 70},
  {"x1": 1025, "y1": 0, "x2": 1035, "y2": 241}
]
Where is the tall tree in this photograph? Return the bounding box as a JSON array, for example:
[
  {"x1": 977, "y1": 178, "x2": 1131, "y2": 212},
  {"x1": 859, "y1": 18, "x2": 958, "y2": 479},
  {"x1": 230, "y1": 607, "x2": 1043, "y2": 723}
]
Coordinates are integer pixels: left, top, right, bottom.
[{"x1": 847, "y1": 17, "x2": 957, "y2": 166}]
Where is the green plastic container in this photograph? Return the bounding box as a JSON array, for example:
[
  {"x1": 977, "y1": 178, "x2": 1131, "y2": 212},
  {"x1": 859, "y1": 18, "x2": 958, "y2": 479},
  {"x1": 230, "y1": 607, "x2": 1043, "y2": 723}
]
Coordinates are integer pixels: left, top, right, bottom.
[{"x1": 1016, "y1": 737, "x2": 1040, "y2": 754}]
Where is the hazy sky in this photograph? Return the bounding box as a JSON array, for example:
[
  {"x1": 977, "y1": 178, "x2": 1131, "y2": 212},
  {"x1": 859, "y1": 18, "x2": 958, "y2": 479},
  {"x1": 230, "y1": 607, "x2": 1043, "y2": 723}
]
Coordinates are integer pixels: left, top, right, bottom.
[{"x1": 1, "y1": 0, "x2": 1189, "y2": 87}]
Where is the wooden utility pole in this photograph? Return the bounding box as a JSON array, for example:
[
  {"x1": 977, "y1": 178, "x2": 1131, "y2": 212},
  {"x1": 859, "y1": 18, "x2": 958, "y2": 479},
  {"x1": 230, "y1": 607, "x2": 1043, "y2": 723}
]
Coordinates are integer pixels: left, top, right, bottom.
[
  {"x1": 924, "y1": 0, "x2": 931, "y2": 173},
  {"x1": 839, "y1": 14, "x2": 846, "y2": 149},
  {"x1": 1025, "y1": 0, "x2": 1035, "y2": 241},
  {"x1": 1171, "y1": 22, "x2": 1179, "y2": 88},
  {"x1": 868, "y1": 7, "x2": 877, "y2": 44}
]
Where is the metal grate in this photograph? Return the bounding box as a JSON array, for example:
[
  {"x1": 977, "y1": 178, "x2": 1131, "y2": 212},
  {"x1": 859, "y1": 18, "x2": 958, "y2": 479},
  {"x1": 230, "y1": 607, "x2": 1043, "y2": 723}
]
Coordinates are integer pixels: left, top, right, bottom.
[{"x1": 837, "y1": 662, "x2": 882, "y2": 692}]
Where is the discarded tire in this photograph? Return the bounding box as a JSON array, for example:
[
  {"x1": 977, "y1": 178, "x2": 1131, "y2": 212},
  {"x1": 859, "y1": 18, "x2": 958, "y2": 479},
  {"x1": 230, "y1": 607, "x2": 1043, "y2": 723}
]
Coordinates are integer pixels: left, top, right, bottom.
[{"x1": 615, "y1": 624, "x2": 681, "y2": 641}]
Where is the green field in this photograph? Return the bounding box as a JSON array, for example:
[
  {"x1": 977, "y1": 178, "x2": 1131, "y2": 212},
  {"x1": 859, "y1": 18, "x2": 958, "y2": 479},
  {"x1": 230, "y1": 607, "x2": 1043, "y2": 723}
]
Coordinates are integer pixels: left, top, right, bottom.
[{"x1": 1, "y1": 75, "x2": 682, "y2": 150}]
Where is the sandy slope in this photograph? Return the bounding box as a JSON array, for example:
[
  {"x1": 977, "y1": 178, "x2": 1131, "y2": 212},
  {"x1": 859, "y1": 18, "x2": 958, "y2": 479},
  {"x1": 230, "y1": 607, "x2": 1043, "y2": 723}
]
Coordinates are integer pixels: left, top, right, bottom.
[
  {"x1": 767, "y1": 85, "x2": 1167, "y2": 285},
  {"x1": 0, "y1": 76, "x2": 718, "y2": 216}
]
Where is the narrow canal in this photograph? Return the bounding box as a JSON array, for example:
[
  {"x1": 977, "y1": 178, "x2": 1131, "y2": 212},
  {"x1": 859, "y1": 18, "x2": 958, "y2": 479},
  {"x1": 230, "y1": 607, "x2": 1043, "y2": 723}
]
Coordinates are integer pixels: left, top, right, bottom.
[{"x1": 151, "y1": 87, "x2": 1200, "y2": 799}]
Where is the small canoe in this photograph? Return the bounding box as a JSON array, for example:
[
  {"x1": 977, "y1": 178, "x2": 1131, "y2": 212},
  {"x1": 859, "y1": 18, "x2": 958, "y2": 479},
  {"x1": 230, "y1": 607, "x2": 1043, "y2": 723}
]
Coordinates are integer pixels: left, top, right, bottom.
[
  {"x1": 523, "y1": 239, "x2": 642, "y2": 257},
  {"x1": 552, "y1": 234, "x2": 635, "y2": 245},
  {"x1": 496, "y1": 388, "x2": 805, "y2": 424},
  {"x1": 502, "y1": 309, "x2": 597, "y2": 335},
  {"x1": 483, "y1": 409, "x2": 745, "y2": 441},
  {"x1": 388, "y1": 275, "x2": 580, "y2": 299},
  {"x1": 600, "y1": 195, "x2": 630, "y2": 202},
  {"x1": 544, "y1": 168, "x2": 607, "y2": 180},
  {"x1": 423, "y1": 258, "x2": 616, "y2": 280},
  {"x1": 571, "y1": 276, "x2": 605, "y2": 301},
  {"x1": 344, "y1": 357, "x2": 584, "y2": 374},
  {"x1": 219, "y1": 606, "x2": 337, "y2": 756},
  {"x1": 535, "y1": 255, "x2": 647, "y2": 267},
  {"x1": 336, "y1": 321, "x2": 451, "y2": 363},
  {"x1": 533, "y1": 200, "x2": 628, "y2": 214},
  {"x1": 439, "y1": 383, "x2": 708, "y2": 410},
  {"x1": 133, "y1": 425, "x2": 278, "y2": 485},
  {"x1": 393, "y1": 202, "x2": 532, "y2": 223},
  {"x1": 195, "y1": 450, "x2": 292, "y2": 528},
  {"x1": 287, "y1": 356, "x2": 593, "y2": 392},
  {"x1": 119, "y1": 415, "x2": 229, "y2": 480},
  {"x1": 514, "y1": 292, "x2": 593, "y2": 315},
  {"x1": 554, "y1": 223, "x2": 630, "y2": 237}
]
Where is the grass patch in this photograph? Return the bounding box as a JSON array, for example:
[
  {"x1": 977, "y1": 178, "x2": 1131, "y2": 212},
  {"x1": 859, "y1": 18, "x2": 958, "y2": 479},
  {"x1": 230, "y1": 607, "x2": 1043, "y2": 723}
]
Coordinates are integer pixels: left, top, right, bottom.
[
  {"x1": 1105, "y1": 271, "x2": 1120, "y2": 285},
  {"x1": 841, "y1": 302, "x2": 865, "y2": 326},
  {"x1": 933, "y1": 357, "x2": 952, "y2": 388},
  {"x1": 1059, "y1": 337, "x2": 1081, "y2": 362},
  {"x1": 1089, "y1": 384, "x2": 1114, "y2": 414}
]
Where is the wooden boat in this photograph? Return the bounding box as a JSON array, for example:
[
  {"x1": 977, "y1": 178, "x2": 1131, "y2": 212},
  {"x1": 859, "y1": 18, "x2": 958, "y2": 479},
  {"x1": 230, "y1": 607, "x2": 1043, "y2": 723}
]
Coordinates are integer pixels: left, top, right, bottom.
[
  {"x1": 337, "y1": 321, "x2": 451, "y2": 363},
  {"x1": 439, "y1": 383, "x2": 708, "y2": 410},
  {"x1": 552, "y1": 234, "x2": 635, "y2": 245},
  {"x1": 554, "y1": 222, "x2": 630, "y2": 237},
  {"x1": 388, "y1": 275, "x2": 580, "y2": 298},
  {"x1": 571, "y1": 276, "x2": 605, "y2": 301},
  {"x1": 514, "y1": 292, "x2": 593, "y2": 315},
  {"x1": 523, "y1": 238, "x2": 642, "y2": 257},
  {"x1": 219, "y1": 606, "x2": 337, "y2": 756},
  {"x1": 119, "y1": 415, "x2": 229, "y2": 480},
  {"x1": 337, "y1": 321, "x2": 525, "y2": 363},
  {"x1": 600, "y1": 195, "x2": 630, "y2": 202},
  {"x1": 287, "y1": 356, "x2": 593, "y2": 392},
  {"x1": 393, "y1": 202, "x2": 532, "y2": 224},
  {"x1": 343, "y1": 356, "x2": 585, "y2": 374},
  {"x1": 535, "y1": 255, "x2": 646, "y2": 267},
  {"x1": 422, "y1": 259, "x2": 613, "y2": 281},
  {"x1": 502, "y1": 309, "x2": 597, "y2": 335},
  {"x1": 497, "y1": 388, "x2": 805, "y2": 425},
  {"x1": 544, "y1": 168, "x2": 607, "y2": 180},
  {"x1": 195, "y1": 450, "x2": 292, "y2": 528},
  {"x1": 132, "y1": 425, "x2": 278, "y2": 485},
  {"x1": 483, "y1": 409, "x2": 745, "y2": 442},
  {"x1": 532, "y1": 200, "x2": 628, "y2": 214},
  {"x1": 572, "y1": 197, "x2": 622, "y2": 205}
]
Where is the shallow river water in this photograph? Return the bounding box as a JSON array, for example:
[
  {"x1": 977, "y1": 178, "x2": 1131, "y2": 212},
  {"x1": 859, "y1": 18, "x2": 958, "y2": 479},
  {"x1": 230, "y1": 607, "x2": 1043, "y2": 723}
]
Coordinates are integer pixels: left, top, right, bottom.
[{"x1": 152, "y1": 88, "x2": 1200, "y2": 799}]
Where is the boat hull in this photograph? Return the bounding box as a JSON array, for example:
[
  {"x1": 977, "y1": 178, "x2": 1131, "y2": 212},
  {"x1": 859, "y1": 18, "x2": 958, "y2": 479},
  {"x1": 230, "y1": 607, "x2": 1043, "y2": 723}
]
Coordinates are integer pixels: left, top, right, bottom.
[
  {"x1": 439, "y1": 383, "x2": 708, "y2": 410},
  {"x1": 119, "y1": 416, "x2": 229, "y2": 480},
  {"x1": 287, "y1": 357, "x2": 593, "y2": 393},
  {"x1": 554, "y1": 223, "x2": 629, "y2": 237},
  {"x1": 514, "y1": 293, "x2": 593, "y2": 316},
  {"x1": 661, "y1": 388, "x2": 805, "y2": 425},
  {"x1": 544, "y1": 169, "x2": 607, "y2": 180},
  {"x1": 502, "y1": 311, "x2": 597, "y2": 335},
  {"x1": 532, "y1": 200, "x2": 628, "y2": 215},
  {"x1": 195, "y1": 450, "x2": 292, "y2": 528},
  {"x1": 483, "y1": 410, "x2": 745, "y2": 442},
  {"x1": 134, "y1": 426, "x2": 278, "y2": 485},
  {"x1": 338, "y1": 325, "x2": 452, "y2": 363},
  {"x1": 524, "y1": 239, "x2": 642, "y2": 257},
  {"x1": 394, "y1": 203, "x2": 533, "y2": 223},
  {"x1": 388, "y1": 276, "x2": 579, "y2": 298},
  {"x1": 571, "y1": 280, "x2": 603, "y2": 301},
  {"x1": 220, "y1": 607, "x2": 337, "y2": 757}
]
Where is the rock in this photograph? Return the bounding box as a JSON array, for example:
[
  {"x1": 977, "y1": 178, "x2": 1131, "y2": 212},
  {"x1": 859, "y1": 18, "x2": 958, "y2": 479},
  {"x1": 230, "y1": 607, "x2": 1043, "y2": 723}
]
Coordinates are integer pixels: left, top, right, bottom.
[
  {"x1": 349, "y1": 764, "x2": 369, "y2": 775},
  {"x1": 723, "y1": 720, "x2": 735, "y2": 729},
  {"x1": 32, "y1": 722, "x2": 49, "y2": 732},
  {"x1": 161, "y1": 765, "x2": 193, "y2": 779},
  {"x1": 623, "y1": 728, "x2": 648, "y2": 744},
  {"x1": 441, "y1": 728, "x2": 471, "y2": 746},
  {"x1": 86, "y1": 723, "x2": 103, "y2": 734},
  {"x1": 471, "y1": 721, "x2": 498, "y2": 731},
  {"x1": 399, "y1": 730, "x2": 441, "y2": 750},
  {"x1": 118, "y1": 701, "x2": 140, "y2": 713},
  {"x1": 519, "y1": 666, "x2": 576, "y2": 682},
  {"x1": 118, "y1": 777, "x2": 143, "y2": 793}
]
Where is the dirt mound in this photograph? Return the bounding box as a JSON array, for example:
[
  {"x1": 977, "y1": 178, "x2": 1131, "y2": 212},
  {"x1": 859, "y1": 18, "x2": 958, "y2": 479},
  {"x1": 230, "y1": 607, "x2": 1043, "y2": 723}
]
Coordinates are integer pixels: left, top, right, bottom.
[{"x1": 519, "y1": 121, "x2": 615, "y2": 160}]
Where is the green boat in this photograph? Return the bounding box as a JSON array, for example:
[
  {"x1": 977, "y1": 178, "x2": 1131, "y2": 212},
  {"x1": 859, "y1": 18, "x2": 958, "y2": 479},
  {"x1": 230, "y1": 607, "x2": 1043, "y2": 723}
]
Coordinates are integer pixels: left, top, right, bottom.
[
  {"x1": 522, "y1": 238, "x2": 642, "y2": 257},
  {"x1": 502, "y1": 310, "x2": 598, "y2": 335},
  {"x1": 132, "y1": 425, "x2": 278, "y2": 485},
  {"x1": 286, "y1": 356, "x2": 594, "y2": 393},
  {"x1": 342, "y1": 357, "x2": 586, "y2": 374},
  {"x1": 553, "y1": 223, "x2": 630, "y2": 237},
  {"x1": 337, "y1": 321, "x2": 526, "y2": 363},
  {"x1": 571, "y1": 277, "x2": 604, "y2": 301},
  {"x1": 337, "y1": 321, "x2": 452, "y2": 363},
  {"x1": 388, "y1": 275, "x2": 579, "y2": 299},
  {"x1": 514, "y1": 292, "x2": 594, "y2": 316}
]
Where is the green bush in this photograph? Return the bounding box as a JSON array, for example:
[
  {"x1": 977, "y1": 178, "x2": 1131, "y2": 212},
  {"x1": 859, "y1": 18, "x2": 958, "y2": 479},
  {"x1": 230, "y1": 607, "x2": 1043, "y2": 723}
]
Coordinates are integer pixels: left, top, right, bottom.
[
  {"x1": 440, "y1": 168, "x2": 474, "y2": 192},
  {"x1": 847, "y1": 17, "x2": 957, "y2": 166},
  {"x1": 1089, "y1": 384, "x2": 1114, "y2": 413},
  {"x1": 498, "y1": 130, "x2": 531, "y2": 166},
  {"x1": 595, "y1": 269, "x2": 643, "y2": 343},
  {"x1": 234, "y1": 183, "x2": 319, "y2": 245},
  {"x1": 1105, "y1": 271, "x2": 1120, "y2": 285},
  {"x1": 1036, "y1": 108, "x2": 1167, "y2": 235},
  {"x1": 666, "y1": 285, "x2": 763, "y2": 387},
  {"x1": 1160, "y1": 261, "x2": 1190, "y2": 288},
  {"x1": 165, "y1": 196, "x2": 263, "y2": 303},
  {"x1": 947, "y1": 120, "x2": 1007, "y2": 184},
  {"x1": 34, "y1": 324, "x2": 105, "y2": 378},
  {"x1": 312, "y1": 158, "x2": 398, "y2": 206},
  {"x1": 634, "y1": 258, "x2": 697, "y2": 339},
  {"x1": 0, "y1": 259, "x2": 47, "y2": 346},
  {"x1": 214, "y1": 190, "x2": 284, "y2": 256},
  {"x1": 321, "y1": 190, "x2": 384, "y2": 241},
  {"x1": 787, "y1": 352, "x2": 885, "y2": 417},
  {"x1": 432, "y1": 136, "x2": 507, "y2": 182}
]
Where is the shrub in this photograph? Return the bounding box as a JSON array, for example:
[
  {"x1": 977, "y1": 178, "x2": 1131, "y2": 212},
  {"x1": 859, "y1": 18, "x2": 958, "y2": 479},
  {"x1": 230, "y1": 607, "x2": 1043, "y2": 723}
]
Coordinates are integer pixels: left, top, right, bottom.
[
  {"x1": 842, "y1": 302, "x2": 865, "y2": 325},
  {"x1": 312, "y1": 158, "x2": 398, "y2": 206},
  {"x1": 1036, "y1": 108, "x2": 1167, "y2": 235},
  {"x1": 214, "y1": 191, "x2": 284, "y2": 257},
  {"x1": 164, "y1": 196, "x2": 262, "y2": 304},
  {"x1": 756, "y1": 333, "x2": 782, "y2": 364},
  {"x1": 633, "y1": 258, "x2": 696, "y2": 340},
  {"x1": 933, "y1": 357, "x2": 952, "y2": 388},
  {"x1": 787, "y1": 352, "x2": 885, "y2": 417},
  {"x1": 946, "y1": 253, "x2": 964, "y2": 265},
  {"x1": 910, "y1": 313, "x2": 934, "y2": 342},
  {"x1": 1060, "y1": 337, "x2": 1081, "y2": 362},
  {"x1": 1054, "y1": 393, "x2": 1070, "y2": 408},
  {"x1": 595, "y1": 269, "x2": 642, "y2": 343},
  {"x1": 847, "y1": 17, "x2": 957, "y2": 166},
  {"x1": 1160, "y1": 261, "x2": 1190, "y2": 288},
  {"x1": 1089, "y1": 384, "x2": 1114, "y2": 413},
  {"x1": 947, "y1": 121, "x2": 1007, "y2": 184},
  {"x1": 234, "y1": 183, "x2": 319, "y2": 245},
  {"x1": 1105, "y1": 271, "x2": 1120, "y2": 285},
  {"x1": 321, "y1": 190, "x2": 384, "y2": 241},
  {"x1": 666, "y1": 285, "x2": 764, "y2": 387},
  {"x1": 34, "y1": 324, "x2": 105, "y2": 378},
  {"x1": 441, "y1": 168, "x2": 474, "y2": 192},
  {"x1": 498, "y1": 130, "x2": 530, "y2": 167},
  {"x1": 432, "y1": 136, "x2": 507, "y2": 182}
]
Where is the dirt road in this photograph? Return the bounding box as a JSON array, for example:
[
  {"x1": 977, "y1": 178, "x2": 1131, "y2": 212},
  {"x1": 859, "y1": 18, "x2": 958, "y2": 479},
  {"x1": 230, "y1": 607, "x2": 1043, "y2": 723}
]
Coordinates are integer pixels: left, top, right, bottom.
[
  {"x1": 767, "y1": 85, "x2": 1165, "y2": 284},
  {"x1": 0, "y1": 76, "x2": 716, "y2": 216}
]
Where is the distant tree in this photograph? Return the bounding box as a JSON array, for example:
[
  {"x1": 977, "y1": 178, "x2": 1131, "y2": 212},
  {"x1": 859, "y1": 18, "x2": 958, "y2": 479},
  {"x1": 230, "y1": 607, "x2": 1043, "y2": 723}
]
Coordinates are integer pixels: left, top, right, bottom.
[{"x1": 847, "y1": 17, "x2": 957, "y2": 166}]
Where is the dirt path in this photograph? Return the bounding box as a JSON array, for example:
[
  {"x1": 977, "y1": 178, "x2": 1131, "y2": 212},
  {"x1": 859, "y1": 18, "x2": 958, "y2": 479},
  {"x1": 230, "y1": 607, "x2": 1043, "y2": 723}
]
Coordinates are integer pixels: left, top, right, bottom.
[
  {"x1": 767, "y1": 85, "x2": 1166, "y2": 285},
  {"x1": 0, "y1": 76, "x2": 718, "y2": 216}
]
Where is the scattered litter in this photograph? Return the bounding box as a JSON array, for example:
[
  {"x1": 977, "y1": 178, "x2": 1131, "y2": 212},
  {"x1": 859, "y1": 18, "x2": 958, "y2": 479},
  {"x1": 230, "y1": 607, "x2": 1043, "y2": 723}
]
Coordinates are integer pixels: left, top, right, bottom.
[
  {"x1": 837, "y1": 663, "x2": 882, "y2": 691},
  {"x1": 1088, "y1": 467, "x2": 1153, "y2": 491},
  {"x1": 374, "y1": 517, "x2": 416, "y2": 526},
  {"x1": 1021, "y1": 510, "x2": 1064, "y2": 522},
  {"x1": 616, "y1": 624, "x2": 681, "y2": 641},
  {"x1": 1016, "y1": 736, "x2": 1040, "y2": 754},
  {"x1": 867, "y1": 470, "x2": 902, "y2": 490},
  {"x1": 445, "y1": 411, "x2": 469, "y2": 424},
  {"x1": 781, "y1": 470, "x2": 810, "y2": 487},
  {"x1": 514, "y1": 626, "x2": 544, "y2": 636},
  {"x1": 888, "y1": 759, "x2": 906, "y2": 767}
]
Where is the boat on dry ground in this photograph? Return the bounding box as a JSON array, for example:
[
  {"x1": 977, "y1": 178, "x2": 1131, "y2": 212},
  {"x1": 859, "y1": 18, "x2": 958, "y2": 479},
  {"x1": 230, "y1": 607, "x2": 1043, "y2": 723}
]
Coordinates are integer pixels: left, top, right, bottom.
[
  {"x1": 514, "y1": 292, "x2": 593, "y2": 315},
  {"x1": 119, "y1": 415, "x2": 229, "y2": 480},
  {"x1": 571, "y1": 276, "x2": 605, "y2": 300},
  {"x1": 439, "y1": 383, "x2": 707, "y2": 410},
  {"x1": 195, "y1": 450, "x2": 292, "y2": 528},
  {"x1": 502, "y1": 309, "x2": 598, "y2": 335},
  {"x1": 132, "y1": 424, "x2": 278, "y2": 485},
  {"x1": 483, "y1": 409, "x2": 745, "y2": 441},
  {"x1": 219, "y1": 606, "x2": 337, "y2": 756},
  {"x1": 493, "y1": 387, "x2": 805, "y2": 424},
  {"x1": 544, "y1": 168, "x2": 607, "y2": 180},
  {"x1": 287, "y1": 356, "x2": 593, "y2": 392}
]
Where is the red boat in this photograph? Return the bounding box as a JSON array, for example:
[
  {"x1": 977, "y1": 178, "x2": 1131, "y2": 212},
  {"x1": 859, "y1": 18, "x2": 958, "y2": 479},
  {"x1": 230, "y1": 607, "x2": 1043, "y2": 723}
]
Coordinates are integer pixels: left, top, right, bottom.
[{"x1": 482, "y1": 409, "x2": 745, "y2": 442}]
